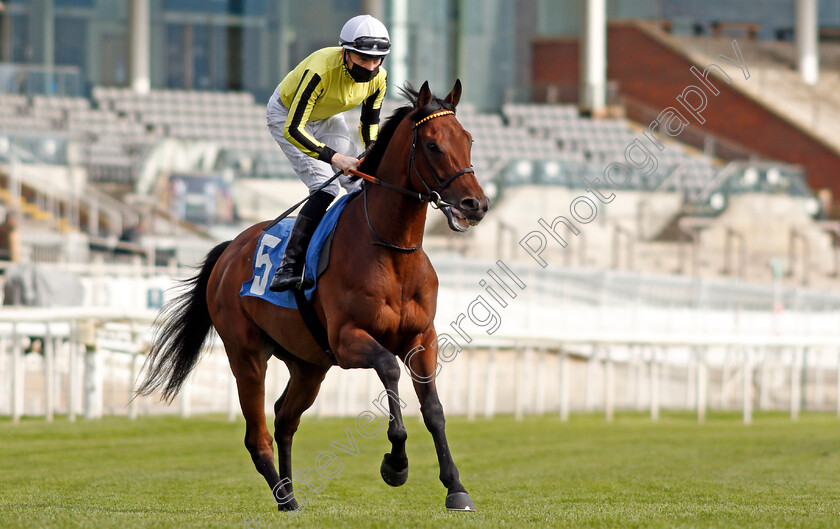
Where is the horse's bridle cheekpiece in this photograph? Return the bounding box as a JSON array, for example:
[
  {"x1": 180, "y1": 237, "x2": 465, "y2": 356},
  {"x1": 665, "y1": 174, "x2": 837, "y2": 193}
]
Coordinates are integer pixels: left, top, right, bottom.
[
  {"x1": 410, "y1": 110, "x2": 475, "y2": 205},
  {"x1": 355, "y1": 108, "x2": 475, "y2": 252}
]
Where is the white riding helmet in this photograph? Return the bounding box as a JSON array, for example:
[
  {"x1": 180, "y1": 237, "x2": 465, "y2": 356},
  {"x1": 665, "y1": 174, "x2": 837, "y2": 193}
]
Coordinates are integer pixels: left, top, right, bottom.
[{"x1": 339, "y1": 14, "x2": 391, "y2": 57}]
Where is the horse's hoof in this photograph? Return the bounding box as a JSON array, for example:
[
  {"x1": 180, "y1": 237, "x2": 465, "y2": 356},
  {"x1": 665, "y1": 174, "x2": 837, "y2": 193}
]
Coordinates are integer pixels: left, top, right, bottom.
[
  {"x1": 277, "y1": 498, "x2": 299, "y2": 512},
  {"x1": 380, "y1": 453, "x2": 409, "y2": 487},
  {"x1": 275, "y1": 490, "x2": 299, "y2": 511},
  {"x1": 445, "y1": 492, "x2": 476, "y2": 512}
]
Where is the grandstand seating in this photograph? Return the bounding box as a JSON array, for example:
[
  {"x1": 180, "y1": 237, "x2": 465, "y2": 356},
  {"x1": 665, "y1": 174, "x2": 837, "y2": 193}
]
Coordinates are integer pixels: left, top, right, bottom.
[
  {"x1": 2, "y1": 85, "x2": 736, "y2": 203},
  {"x1": 0, "y1": 86, "x2": 724, "y2": 195},
  {"x1": 501, "y1": 102, "x2": 720, "y2": 194},
  {"x1": 2, "y1": 86, "x2": 834, "y2": 286},
  {"x1": 0, "y1": 87, "x2": 819, "y2": 214}
]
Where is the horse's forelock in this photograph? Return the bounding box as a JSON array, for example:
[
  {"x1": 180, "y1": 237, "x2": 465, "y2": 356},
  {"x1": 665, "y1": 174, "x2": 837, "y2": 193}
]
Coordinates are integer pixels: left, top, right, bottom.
[
  {"x1": 412, "y1": 98, "x2": 455, "y2": 123},
  {"x1": 399, "y1": 83, "x2": 455, "y2": 122}
]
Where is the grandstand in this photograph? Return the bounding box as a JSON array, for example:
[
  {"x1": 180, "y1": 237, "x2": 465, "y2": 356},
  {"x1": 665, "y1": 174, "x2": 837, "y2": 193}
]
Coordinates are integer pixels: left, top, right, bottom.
[
  {"x1": 657, "y1": 22, "x2": 840, "y2": 156},
  {"x1": 0, "y1": 78, "x2": 835, "y2": 285}
]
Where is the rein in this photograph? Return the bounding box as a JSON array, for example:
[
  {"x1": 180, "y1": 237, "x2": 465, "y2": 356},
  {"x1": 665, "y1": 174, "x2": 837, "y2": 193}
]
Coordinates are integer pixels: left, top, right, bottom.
[
  {"x1": 352, "y1": 109, "x2": 474, "y2": 252},
  {"x1": 362, "y1": 185, "x2": 422, "y2": 252}
]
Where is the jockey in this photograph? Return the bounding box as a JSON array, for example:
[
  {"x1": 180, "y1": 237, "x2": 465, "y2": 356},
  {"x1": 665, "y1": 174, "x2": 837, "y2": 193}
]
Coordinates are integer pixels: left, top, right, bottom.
[{"x1": 267, "y1": 14, "x2": 389, "y2": 292}]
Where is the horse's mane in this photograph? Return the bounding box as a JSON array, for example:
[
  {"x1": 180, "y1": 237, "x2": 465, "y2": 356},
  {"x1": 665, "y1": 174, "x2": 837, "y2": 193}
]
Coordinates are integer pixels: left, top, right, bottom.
[{"x1": 357, "y1": 84, "x2": 455, "y2": 176}]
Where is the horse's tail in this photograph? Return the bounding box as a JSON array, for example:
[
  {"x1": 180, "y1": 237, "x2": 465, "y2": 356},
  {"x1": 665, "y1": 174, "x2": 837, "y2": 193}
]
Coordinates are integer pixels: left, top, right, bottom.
[{"x1": 135, "y1": 240, "x2": 231, "y2": 403}]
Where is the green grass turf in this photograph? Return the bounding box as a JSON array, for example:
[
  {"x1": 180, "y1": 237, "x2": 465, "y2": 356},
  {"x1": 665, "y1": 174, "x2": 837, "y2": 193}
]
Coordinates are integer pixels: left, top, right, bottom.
[{"x1": 1, "y1": 411, "x2": 839, "y2": 528}]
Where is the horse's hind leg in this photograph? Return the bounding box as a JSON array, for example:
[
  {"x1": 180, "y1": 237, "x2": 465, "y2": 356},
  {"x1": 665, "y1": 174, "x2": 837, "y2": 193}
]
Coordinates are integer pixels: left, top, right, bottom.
[
  {"x1": 273, "y1": 358, "x2": 329, "y2": 512},
  {"x1": 224, "y1": 341, "x2": 288, "y2": 508}
]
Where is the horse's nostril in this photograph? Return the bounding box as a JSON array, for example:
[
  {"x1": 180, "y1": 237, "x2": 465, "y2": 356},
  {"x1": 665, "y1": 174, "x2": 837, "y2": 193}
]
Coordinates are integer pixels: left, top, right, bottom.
[{"x1": 460, "y1": 198, "x2": 480, "y2": 212}]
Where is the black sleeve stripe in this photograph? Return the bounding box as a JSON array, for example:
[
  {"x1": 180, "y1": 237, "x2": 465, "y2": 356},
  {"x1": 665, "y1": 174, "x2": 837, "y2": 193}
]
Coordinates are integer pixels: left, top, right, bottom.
[
  {"x1": 360, "y1": 89, "x2": 381, "y2": 124},
  {"x1": 288, "y1": 72, "x2": 333, "y2": 161},
  {"x1": 276, "y1": 68, "x2": 309, "y2": 107},
  {"x1": 360, "y1": 110, "x2": 379, "y2": 147},
  {"x1": 290, "y1": 69, "x2": 309, "y2": 105},
  {"x1": 360, "y1": 89, "x2": 382, "y2": 148},
  {"x1": 362, "y1": 107, "x2": 381, "y2": 123}
]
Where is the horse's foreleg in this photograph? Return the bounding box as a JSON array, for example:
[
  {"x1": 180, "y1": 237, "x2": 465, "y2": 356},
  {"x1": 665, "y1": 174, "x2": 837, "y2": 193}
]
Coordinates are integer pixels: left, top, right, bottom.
[
  {"x1": 273, "y1": 359, "x2": 329, "y2": 511},
  {"x1": 404, "y1": 341, "x2": 475, "y2": 511},
  {"x1": 337, "y1": 327, "x2": 409, "y2": 487}
]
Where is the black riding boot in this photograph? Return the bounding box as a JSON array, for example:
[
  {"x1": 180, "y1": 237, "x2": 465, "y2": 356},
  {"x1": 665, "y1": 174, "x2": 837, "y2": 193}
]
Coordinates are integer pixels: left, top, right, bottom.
[{"x1": 269, "y1": 190, "x2": 334, "y2": 292}]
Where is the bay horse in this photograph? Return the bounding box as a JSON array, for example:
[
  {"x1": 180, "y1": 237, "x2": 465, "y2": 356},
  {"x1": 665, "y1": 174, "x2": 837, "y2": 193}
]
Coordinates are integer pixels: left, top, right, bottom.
[{"x1": 136, "y1": 80, "x2": 489, "y2": 512}]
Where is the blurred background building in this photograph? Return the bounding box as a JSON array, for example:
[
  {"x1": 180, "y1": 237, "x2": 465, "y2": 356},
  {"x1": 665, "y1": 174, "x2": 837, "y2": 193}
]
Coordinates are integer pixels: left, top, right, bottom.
[
  {"x1": 0, "y1": 0, "x2": 838, "y2": 273},
  {"x1": 2, "y1": 1, "x2": 840, "y2": 421},
  {"x1": 0, "y1": 1, "x2": 837, "y2": 108}
]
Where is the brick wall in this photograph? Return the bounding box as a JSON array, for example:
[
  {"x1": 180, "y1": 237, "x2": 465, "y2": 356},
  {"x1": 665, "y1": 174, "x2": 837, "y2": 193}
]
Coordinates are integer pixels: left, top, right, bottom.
[
  {"x1": 532, "y1": 37, "x2": 579, "y2": 103},
  {"x1": 531, "y1": 22, "x2": 840, "y2": 208}
]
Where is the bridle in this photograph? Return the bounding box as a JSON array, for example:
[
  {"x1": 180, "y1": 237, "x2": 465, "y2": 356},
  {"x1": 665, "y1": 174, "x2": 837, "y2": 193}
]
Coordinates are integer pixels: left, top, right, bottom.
[
  {"x1": 408, "y1": 110, "x2": 475, "y2": 207},
  {"x1": 353, "y1": 110, "x2": 474, "y2": 208},
  {"x1": 352, "y1": 109, "x2": 475, "y2": 252}
]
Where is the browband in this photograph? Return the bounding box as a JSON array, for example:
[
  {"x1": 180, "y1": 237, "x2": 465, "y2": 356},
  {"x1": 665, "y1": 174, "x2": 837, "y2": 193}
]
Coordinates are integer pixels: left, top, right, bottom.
[{"x1": 414, "y1": 110, "x2": 455, "y2": 128}]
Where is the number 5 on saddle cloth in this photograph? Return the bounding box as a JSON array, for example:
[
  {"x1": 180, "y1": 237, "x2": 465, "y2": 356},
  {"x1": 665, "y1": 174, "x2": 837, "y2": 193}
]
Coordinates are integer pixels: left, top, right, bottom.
[{"x1": 240, "y1": 189, "x2": 362, "y2": 361}]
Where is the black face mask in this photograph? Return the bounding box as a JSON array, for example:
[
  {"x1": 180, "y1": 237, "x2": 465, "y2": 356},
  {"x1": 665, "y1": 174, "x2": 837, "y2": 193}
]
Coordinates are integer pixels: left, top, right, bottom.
[{"x1": 348, "y1": 62, "x2": 379, "y2": 83}]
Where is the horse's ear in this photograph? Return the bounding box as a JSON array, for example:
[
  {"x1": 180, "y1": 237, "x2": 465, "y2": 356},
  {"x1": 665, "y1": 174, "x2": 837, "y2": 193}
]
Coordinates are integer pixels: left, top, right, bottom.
[
  {"x1": 417, "y1": 81, "x2": 432, "y2": 108},
  {"x1": 445, "y1": 79, "x2": 462, "y2": 108}
]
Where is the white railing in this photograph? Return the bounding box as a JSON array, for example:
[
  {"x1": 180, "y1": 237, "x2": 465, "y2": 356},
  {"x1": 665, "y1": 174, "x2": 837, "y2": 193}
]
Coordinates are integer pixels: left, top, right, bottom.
[
  {"x1": 4, "y1": 256, "x2": 840, "y2": 313},
  {"x1": 3, "y1": 258, "x2": 840, "y2": 423},
  {"x1": 2, "y1": 305, "x2": 840, "y2": 425}
]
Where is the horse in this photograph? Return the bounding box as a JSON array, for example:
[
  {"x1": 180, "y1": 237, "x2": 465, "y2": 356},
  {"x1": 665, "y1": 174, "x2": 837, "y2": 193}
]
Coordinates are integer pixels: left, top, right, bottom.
[{"x1": 135, "y1": 80, "x2": 489, "y2": 512}]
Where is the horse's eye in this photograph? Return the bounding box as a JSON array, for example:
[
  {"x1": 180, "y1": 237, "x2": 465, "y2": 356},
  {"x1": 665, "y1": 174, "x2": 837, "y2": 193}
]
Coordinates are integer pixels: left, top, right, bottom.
[{"x1": 426, "y1": 142, "x2": 440, "y2": 152}]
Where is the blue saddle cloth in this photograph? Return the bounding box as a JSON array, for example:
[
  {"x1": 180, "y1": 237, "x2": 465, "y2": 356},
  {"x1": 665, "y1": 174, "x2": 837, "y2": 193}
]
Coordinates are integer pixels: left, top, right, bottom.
[{"x1": 240, "y1": 190, "x2": 360, "y2": 309}]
